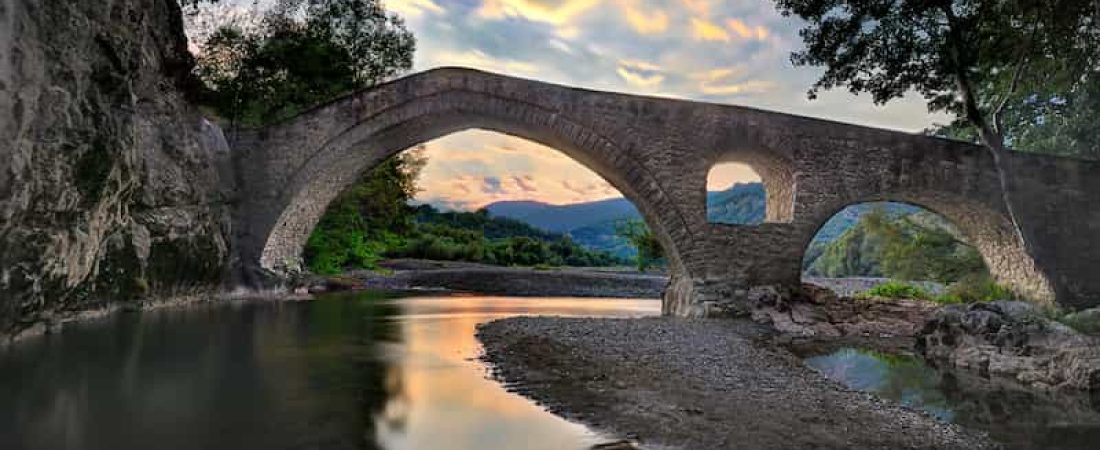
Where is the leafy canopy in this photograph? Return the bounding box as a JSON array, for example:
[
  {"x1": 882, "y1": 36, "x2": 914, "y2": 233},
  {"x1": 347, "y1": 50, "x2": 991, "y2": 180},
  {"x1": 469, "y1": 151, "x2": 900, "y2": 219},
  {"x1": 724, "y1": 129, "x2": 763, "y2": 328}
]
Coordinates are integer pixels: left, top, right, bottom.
[
  {"x1": 190, "y1": 0, "x2": 415, "y2": 125},
  {"x1": 615, "y1": 220, "x2": 665, "y2": 271},
  {"x1": 776, "y1": 0, "x2": 1100, "y2": 158}
]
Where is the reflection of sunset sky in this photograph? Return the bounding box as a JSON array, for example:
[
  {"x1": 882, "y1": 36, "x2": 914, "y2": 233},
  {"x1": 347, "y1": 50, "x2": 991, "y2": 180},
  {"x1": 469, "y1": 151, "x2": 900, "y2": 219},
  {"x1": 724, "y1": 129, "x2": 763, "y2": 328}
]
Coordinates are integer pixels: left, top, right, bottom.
[
  {"x1": 373, "y1": 296, "x2": 660, "y2": 449},
  {"x1": 385, "y1": 0, "x2": 949, "y2": 210}
]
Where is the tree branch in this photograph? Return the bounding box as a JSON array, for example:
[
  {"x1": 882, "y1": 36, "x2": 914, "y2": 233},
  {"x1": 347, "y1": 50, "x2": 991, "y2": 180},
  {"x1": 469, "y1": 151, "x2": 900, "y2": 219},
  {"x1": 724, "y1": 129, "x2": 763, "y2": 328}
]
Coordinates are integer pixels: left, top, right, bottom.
[{"x1": 991, "y1": 16, "x2": 1040, "y2": 134}]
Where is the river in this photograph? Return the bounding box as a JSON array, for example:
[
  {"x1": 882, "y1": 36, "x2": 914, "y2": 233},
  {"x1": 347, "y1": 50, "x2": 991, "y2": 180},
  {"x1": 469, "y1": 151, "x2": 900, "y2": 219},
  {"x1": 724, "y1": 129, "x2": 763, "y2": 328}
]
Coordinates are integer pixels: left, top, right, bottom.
[
  {"x1": 0, "y1": 292, "x2": 659, "y2": 450},
  {"x1": 807, "y1": 347, "x2": 1100, "y2": 449}
]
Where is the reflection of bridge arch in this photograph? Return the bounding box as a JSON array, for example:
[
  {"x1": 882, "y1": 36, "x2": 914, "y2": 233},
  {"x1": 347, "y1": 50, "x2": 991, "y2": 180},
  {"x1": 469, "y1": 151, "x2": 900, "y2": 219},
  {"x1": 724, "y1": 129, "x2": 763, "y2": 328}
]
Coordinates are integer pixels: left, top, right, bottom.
[{"x1": 232, "y1": 67, "x2": 1100, "y2": 313}]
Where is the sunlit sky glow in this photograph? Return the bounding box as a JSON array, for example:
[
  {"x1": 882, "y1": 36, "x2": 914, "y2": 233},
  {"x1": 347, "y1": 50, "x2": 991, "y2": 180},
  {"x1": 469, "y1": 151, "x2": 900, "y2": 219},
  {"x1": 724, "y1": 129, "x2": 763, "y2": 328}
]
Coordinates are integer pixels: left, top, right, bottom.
[{"x1": 194, "y1": 1, "x2": 949, "y2": 210}]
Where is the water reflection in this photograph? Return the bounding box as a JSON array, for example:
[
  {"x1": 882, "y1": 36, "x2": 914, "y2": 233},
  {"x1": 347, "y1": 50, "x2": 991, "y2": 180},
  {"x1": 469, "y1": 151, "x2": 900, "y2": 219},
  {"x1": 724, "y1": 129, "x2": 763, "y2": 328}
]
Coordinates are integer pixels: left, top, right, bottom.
[
  {"x1": 0, "y1": 293, "x2": 659, "y2": 450},
  {"x1": 807, "y1": 347, "x2": 1100, "y2": 449}
]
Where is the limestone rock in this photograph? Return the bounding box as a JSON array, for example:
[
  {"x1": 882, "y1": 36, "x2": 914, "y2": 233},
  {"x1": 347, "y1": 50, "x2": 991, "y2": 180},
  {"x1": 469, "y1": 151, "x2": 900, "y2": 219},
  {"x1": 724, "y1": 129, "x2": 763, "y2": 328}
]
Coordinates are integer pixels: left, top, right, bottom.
[
  {"x1": 917, "y1": 301, "x2": 1100, "y2": 391},
  {"x1": 0, "y1": 0, "x2": 235, "y2": 337}
]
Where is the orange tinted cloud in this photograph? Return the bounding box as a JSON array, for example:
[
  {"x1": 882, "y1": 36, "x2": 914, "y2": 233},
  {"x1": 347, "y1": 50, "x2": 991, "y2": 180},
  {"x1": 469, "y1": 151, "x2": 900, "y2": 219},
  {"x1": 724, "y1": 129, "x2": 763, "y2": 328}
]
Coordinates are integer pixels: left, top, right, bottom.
[
  {"x1": 619, "y1": 1, "x2": 668, "y2": 34},
  {"x1": 477, "y1": 0, "x2": 600, "y2": 26},
  {"x1": 727, "y1": 18, "x2": 769, "y2": 40},
  {"x1": 680, "y1": 0, "x2": 710, "y2": 16},
  {"x1": 707, "y1": 162, "x2": 762, "y2": 191},
  {"x1": 385, "y1": 0, "x2": 445, "y2": 18},
  {"x1": 690, "y1": 18, "x2": 730, "y2": 42},
  {"x1": 415, "y1": 130, "x2": 621, "y2": 209}
]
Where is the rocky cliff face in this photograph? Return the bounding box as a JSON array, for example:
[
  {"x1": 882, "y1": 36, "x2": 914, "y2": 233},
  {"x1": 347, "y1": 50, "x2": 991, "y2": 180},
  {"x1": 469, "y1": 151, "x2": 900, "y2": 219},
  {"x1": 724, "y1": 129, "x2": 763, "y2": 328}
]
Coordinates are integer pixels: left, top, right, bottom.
[{"x1": 0, "y1": 0, "x2": 236, "y2": 336}]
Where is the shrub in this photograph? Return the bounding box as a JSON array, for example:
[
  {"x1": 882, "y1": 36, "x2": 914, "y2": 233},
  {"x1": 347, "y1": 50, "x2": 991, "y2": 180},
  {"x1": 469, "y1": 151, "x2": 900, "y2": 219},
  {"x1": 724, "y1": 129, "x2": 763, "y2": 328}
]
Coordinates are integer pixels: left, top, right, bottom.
[
  {"x1": 859, "y1": 281, "x2": 932, "y2": 300},
  {"x1": 1057, "y1": 309, "x2": 1100, "y2": 336},
  {"x1": 935, "y1": 274, "x2": 1014, "y2": 304}
]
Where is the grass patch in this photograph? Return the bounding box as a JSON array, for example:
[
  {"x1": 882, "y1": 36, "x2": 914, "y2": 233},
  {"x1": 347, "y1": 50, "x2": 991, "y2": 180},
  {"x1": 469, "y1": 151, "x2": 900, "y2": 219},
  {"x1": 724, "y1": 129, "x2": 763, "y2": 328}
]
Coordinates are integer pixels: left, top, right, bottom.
[
  {"x1": 934, "y1": 275, "x2": 1015, "y2": 304},
  {"x1": 1054, "y1": 309, "x2": 1100, "y2": 336},
  {"x1": 856, "y1": 277, "x2": 1018, "y2": 305},
  {"x1": 858, "y1": 281, "x2": 932, "y2": 300}
]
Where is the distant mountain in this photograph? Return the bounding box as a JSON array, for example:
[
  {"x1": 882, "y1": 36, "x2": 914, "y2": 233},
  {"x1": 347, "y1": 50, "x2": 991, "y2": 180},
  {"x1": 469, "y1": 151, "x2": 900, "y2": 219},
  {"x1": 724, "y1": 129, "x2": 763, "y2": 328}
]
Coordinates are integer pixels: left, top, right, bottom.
[
  {"x1": 485, "y1": 183, "x2": 923, "y2": 261},
  {"x1": 485, "y1": 197, "x2": 639, "y2": 233},
  {"x1": 486, "y1": 183, "x2": 768, "y2": 259},
  {"x1": 706, "y1": 183, "x2": 766, "y2": 225}
]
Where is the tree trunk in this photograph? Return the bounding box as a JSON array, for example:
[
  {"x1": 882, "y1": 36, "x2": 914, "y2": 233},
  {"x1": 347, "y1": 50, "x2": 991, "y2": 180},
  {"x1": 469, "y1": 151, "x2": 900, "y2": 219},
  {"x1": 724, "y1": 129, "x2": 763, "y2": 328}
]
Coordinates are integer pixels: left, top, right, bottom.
[
  {"x1": 941, "y1": 5, "x2": 1034, "y2": 258},
  {"x1": 956, "y1": 77, "x2": 1034, "y2": 258}
]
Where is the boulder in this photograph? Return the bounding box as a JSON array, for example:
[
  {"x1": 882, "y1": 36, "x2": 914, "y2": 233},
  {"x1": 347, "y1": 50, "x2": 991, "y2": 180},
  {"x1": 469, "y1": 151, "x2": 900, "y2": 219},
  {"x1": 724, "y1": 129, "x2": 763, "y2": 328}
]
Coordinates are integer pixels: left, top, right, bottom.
[{"x1": 917, "y1": 301, "x2": 1100, "y2": 391}]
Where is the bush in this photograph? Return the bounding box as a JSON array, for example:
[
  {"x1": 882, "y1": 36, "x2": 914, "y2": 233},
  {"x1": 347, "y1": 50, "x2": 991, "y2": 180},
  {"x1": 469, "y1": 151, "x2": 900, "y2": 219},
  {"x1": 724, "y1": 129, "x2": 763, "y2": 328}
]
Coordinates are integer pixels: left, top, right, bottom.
[
  {"x1": 935, "y1": 275, "x2": 1014, "y2": 304},
  {"x1": 859, "y1": 281, "x2": 932, "y2": 300},
  {"x1": 1057, "y1": 309, "x2": 1100, "y2": 336}
]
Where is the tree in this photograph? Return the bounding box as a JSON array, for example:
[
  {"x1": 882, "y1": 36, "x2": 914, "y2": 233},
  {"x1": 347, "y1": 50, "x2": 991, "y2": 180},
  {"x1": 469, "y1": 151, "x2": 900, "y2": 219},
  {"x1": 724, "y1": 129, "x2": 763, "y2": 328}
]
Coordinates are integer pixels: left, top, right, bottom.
[
  {"x1": 189, "y1": 0, "x2": 415, "y2": 125},
  {"x1": 615, "y1": 220, "x2": 665, "y2": 271},
  {"x1": 305, "y1": 149, "x2": 425, "y2": 273},
  {"x1": 775, "y1": 0, "x2": 1100, "y2": 266}
]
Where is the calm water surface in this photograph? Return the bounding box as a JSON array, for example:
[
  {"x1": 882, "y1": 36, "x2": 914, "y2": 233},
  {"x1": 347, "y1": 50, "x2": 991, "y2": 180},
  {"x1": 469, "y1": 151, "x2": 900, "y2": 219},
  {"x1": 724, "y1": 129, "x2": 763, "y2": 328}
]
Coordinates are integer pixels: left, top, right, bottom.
[
  {"x1": 0, "y1": 293, "x2": 659, "y2": 450},
  {"x1": 807, "y1": 347, "x2": 1100, "y2": 449}
]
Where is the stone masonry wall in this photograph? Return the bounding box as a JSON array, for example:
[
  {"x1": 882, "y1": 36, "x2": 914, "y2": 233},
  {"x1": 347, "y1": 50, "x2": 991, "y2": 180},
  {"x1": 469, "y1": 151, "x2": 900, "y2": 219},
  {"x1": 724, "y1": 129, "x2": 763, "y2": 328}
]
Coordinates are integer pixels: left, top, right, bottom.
[
  {"x1": 237, "y1": 68, "x2": 1100, "y2": 315},
  {"x1": 0, "y1": 0, "x2": 236, "y2": 337}
]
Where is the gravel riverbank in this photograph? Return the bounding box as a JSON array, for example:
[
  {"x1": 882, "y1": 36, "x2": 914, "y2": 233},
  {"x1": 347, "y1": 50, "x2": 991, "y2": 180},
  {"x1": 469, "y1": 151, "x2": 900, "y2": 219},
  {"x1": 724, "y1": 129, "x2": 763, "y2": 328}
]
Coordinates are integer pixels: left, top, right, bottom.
[
  {"x1": 314, "y1": 259, "x2": 668, "y2": 298},
  {"x1": 477, "y1": 317, "x2": 997, "y2": 450}
]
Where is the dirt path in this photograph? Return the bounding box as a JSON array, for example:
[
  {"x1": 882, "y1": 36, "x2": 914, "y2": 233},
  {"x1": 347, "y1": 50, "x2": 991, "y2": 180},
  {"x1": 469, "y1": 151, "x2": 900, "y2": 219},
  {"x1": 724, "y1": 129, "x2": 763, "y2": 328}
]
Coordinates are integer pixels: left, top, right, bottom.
[{"x1": 478, "y1": 317, "x2": 997, "y2": 450}]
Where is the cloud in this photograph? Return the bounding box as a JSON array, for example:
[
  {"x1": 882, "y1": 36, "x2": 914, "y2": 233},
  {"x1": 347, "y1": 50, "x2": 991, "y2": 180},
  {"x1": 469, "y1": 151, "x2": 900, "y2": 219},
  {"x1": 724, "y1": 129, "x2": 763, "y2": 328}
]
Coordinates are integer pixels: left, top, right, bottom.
[
  {"x1": 481, "y1": 176, "x2": 504, "y2": 194},
  {"x1": 384, "y1": 0, "x2": 445, "y2": 18},
  {"x1": 699, "y1": 79, "x2": 776, "y2": 96},
  {"x1": 690, "y1": 18, "x2": 730, "y2": 42},
  {"x1": 616, "y1": 58, "x2": 664, "y2": 88},
  {"x1": 726, "y1": 18, "x2": 769, "y2": 40},
  {"x1": 512, "y1": 175, "x2": 538, "y2": 192},
  {"x1": 619, "y1": 58, "x2": 663, "y2": 72},
  {"x1": 707, "y1": 162, "x2": 763, "y2": 191},
  {"x1": 692, "y1": 67, "x2": 744, "y2": 82},
  {"x1": 691, "y1": 66, "x2": 775, "y2": 96},
  {"x1": 619, "y1": 2, "x2": 668, "y2": 35},
  {"x1": 432, "y1": 50, "x2": 540, "y2": 75},
  {"x1": 477, "y1": 0, "x2": 600, "y2": 26},
  {"x1": 680, "y1": 0, "x2": 711, "y2": 16},
  {"x1": 616, "y1": 67, "x2": 665, "y2": 88}
]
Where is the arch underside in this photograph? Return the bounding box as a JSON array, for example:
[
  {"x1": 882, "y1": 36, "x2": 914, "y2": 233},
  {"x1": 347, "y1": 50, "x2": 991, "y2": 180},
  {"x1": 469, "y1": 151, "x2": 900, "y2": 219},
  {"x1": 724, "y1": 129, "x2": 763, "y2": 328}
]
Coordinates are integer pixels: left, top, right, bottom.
[
  {"x1": 800, "y1": 190, "x2": 1055, "y2": 304},
  {"x1": 257, "y1": 91, "x2": 690, "y2": 278}
]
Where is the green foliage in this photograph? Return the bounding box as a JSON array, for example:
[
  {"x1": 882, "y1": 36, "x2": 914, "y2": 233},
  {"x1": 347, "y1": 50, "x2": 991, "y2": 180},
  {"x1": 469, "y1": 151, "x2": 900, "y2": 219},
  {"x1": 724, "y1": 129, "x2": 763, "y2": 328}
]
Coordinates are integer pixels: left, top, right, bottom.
[
  {"x1": 863, "y1": 210, "x2": 987, "y2": 283},
  {"x1": 305, "y1": 150, "x2": 423, "y2": 274},
  {"x1": 859, "y1": 281, "x2": 932, "y2": 301},
  {"x1": 1056, "y1": 310, "x2": 1100, "y2": 336},
  {"x1": 192, "y1": 0, "x2": 414, "y2": 125},
  {"x1": 776, "y1": 0, "x2": 1100, "y2": 159},
  {"x1": 390, "y1": 209, "x2": 624, "y2": 267},
  {"x1": 615, "y1": 219, "x2": 665, "y2": 271},
  {"x1": 806, "y1": 207, "x2": 988, "y2": 284},
  {"x1": 936, "y1": 274, "x2": 1015, "y2": 304}
]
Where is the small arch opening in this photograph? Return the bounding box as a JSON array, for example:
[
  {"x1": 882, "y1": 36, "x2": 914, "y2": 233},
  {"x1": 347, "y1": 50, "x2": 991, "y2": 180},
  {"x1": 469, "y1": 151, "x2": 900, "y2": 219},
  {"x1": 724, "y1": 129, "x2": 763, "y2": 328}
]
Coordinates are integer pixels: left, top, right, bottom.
[
  {"x1": 801, "y1": 202, "x2": 1003, "y2": 303},
  {"x1": 705, "y1": 162, "x2": 766, "y2": 225}
]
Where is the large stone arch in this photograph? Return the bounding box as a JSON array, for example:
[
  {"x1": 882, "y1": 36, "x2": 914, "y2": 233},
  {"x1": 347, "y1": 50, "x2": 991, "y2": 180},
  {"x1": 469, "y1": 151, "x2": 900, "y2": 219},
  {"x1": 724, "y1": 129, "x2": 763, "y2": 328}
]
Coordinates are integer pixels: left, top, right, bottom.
[
  {"x1": 797, "y1": 190, "x2": 1056, "y2": 304},
  {"x1": 252, "y1": 89, "x2": 690, "y2": 281},
  {"x1": 230, "y1": 67, "x2": 1100, "y2": 314}
]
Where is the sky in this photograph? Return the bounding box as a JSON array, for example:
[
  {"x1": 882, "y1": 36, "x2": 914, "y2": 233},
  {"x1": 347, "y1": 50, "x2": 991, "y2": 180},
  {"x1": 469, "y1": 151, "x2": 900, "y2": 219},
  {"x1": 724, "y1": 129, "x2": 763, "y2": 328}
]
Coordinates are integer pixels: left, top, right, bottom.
[{"x1": 191, "y1": 0, "x2": 951, "y2": 210}]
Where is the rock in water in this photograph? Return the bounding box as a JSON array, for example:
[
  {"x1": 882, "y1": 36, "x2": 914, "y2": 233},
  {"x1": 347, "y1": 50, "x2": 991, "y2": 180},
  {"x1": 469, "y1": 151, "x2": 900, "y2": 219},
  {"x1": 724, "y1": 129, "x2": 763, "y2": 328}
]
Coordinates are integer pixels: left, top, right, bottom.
[{"x1": 917, "y1": 301, "x2": 1100, "y2": 391}]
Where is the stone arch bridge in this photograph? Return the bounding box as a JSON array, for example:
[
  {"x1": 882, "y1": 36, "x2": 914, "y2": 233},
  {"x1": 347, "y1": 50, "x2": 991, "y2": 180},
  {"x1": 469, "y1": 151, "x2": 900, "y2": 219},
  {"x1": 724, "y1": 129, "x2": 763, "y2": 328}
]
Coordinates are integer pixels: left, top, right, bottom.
[{"x1": 228, "y1": 67, "x2": 1100, "y2": 315}]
